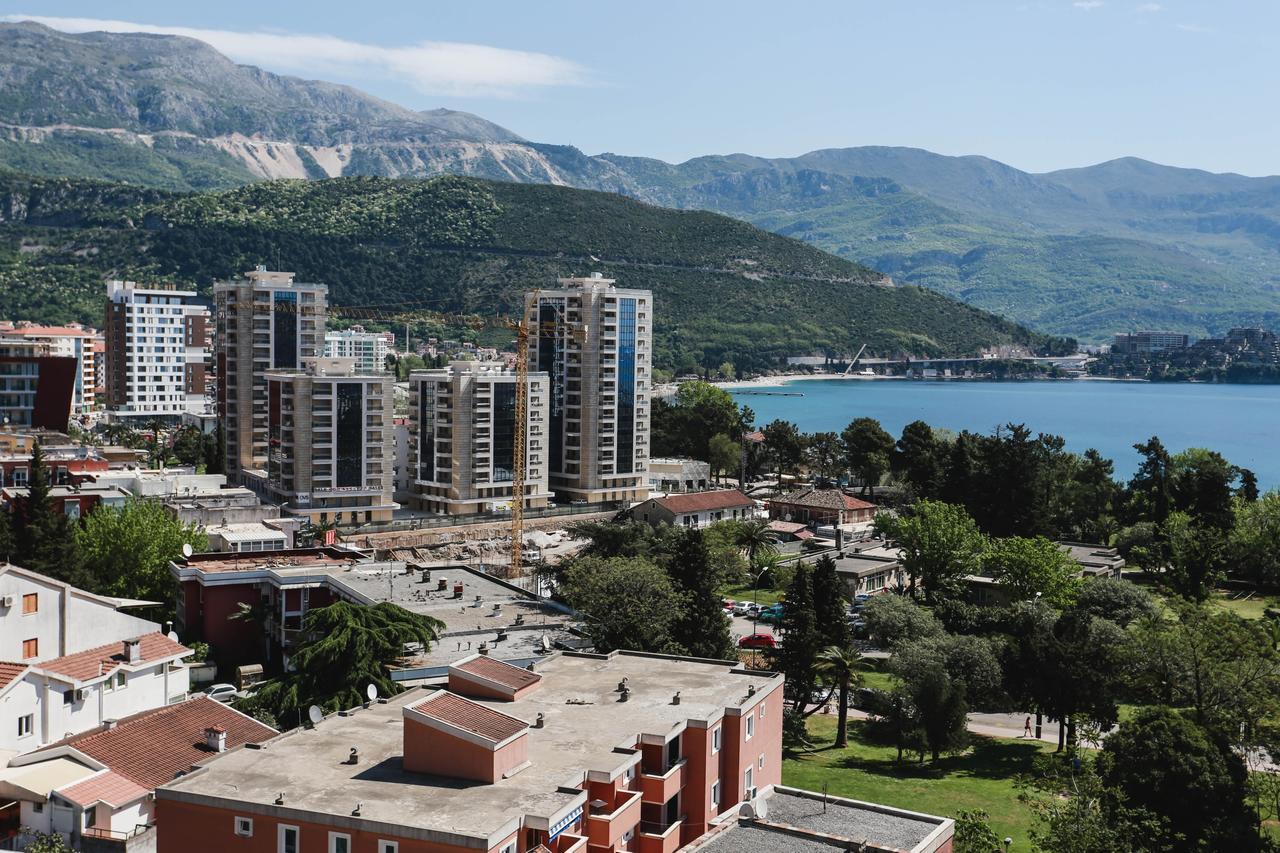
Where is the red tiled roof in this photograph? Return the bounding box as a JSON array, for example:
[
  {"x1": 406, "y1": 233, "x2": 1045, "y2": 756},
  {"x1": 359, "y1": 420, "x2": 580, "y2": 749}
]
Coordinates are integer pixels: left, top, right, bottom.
[
  {"x1": 454, "y1": 656, "x2": 541, "y2": 692},
  {"x1": 40, "y1": 632, "x2": 190, "y2": 683},
  {"x1": 766, "y1": 520, "x2": 807, "y2": 534},
  {"x1": 36, "y1": 697, "x2": 276, "y2": 790},
  {"x1": 57, "y1": 771, "x2": 148, "y2": 808},
  {"x1": 771, "y1": 487, "x2": 877, "y2": 512},
  {"x1": 653, "y1": 489, "x2": 753, "y2": 515},
  {"x1": 413, "y1": 692, "x2": 527, "y2": 743},
  {"x1": 0, "y1": 661, "x2": 30, "y2": 692},
  {"x1": 743, "y1": 430, "x2": 766, "y2": 444}
]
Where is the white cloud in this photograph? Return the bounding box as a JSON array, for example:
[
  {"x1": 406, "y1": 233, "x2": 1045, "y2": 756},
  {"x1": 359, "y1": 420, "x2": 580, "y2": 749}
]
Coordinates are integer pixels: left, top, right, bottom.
[
  {"x1": 1176, "y1": 22, "x2": 1213, "y2": 32},
  {"x1": 3, "y1": 14, "x2": 589, "y2": 98},
  {"x1": 1073, "y1": 1, "x2": 1104, "y2": 8},
  {"x1": 1136, "y1": 2, "x2": 1163, "y2": 12}
]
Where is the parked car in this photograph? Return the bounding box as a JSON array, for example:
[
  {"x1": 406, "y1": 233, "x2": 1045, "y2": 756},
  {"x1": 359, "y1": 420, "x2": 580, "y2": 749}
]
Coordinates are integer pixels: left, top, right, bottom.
[
  {"x1": 722, "y1": 598, "x2": 736, "y2": 613},
  {"x1": 203, "y1": 683, "x2": 239, "y2": 703},
  {"x1": 758, "y1": 605, "x2": 785, "y2": 625},
  {"x1": 738, "y1": 633, "x2": 778, "y2": 650},
  {"x1": 733, "y1": 602, "x2": 753, "y2": 616}
]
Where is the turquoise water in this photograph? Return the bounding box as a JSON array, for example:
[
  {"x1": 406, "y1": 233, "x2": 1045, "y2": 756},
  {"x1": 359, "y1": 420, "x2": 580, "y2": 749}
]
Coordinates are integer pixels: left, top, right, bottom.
[{"x1": 730, "y1": 379, "x2": 1280, "y2": 489}]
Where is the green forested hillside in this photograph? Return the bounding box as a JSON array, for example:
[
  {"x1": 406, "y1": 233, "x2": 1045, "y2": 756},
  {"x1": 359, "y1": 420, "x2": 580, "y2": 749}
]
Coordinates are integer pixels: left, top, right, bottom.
[{"x1": 0, "y1": 173, "x2": 1068, "y2": 372}]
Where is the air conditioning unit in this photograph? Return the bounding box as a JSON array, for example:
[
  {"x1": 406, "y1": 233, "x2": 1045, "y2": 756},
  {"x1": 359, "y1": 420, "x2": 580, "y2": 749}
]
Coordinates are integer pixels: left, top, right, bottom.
[
  {"x1": 74, "y1": 688, "x2": 89, "y2": 703},
  {"x1": 1, "y1": 595, "x2": 14, "y2": 608}
]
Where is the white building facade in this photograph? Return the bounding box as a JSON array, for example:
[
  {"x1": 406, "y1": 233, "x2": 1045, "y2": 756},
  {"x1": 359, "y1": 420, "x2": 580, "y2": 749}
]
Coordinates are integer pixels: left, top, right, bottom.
[
  {"x1": 104, "y1": 282, "x2": 210, "y2": 421},
  {"x1": 323, "y1": 328, "x2": 394, "y2": 374}
]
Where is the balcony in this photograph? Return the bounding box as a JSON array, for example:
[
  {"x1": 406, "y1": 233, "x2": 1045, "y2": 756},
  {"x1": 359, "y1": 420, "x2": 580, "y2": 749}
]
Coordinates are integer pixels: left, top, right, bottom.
[
  {"x1": 585, "y1": 790, "x2": 641, "y2": 849},
  {"x1": 639, "y1": 759, "x2": 686, "y2": 805},
  {"x1": 636, "y1": 818, "x2": 685, "y2": 853},
  {"x1": 530, "y1": 833, "x2": 587, "y2": 853}
]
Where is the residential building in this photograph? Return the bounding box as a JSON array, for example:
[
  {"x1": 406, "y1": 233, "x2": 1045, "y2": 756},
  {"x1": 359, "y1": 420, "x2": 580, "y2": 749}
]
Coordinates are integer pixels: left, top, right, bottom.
[
  {"x1": 526, "y1": 274, "x2": 652, "y2": 504},
  {"x1": 162, "y1": 486, "x2": 285, "y2": 528},
  {"x1": 265, "y1": 358, "x2": 397, "y2": 525},
  {"x1": 0, "y1": 335, "x2": 77, "y2": 431},
  {"x1": 1111, "y1": 330, "x2": 1191, "y2": 354},
  {"x1": 323, "y1": 328, "x2": 394, "y2": 373},
  {"x1": 408, "y1": 362, "x2": 551, "y2": 515},
  {"x1": 170, "y1": 549, "x2": 576, "y2": 672},
  {"x1": 830, "y1": 546, "x2": 907, "y2": 598},
  {"x1": 2, "y1": 483, "x2": 130, "y2": 520},
  {"x1": 0, "y1": 325, "x2": 97, "y2": 412},
  {"x1": 0, "y1": 697, "x2": 275, "y2": 849},
  {"x1": 766, "y1": 487, "x2": 878, "y2": 528},
  {"x1": 155, "y1": 649, "x2": 785, "y2": 853},
  {"x1": 205, "y1": 521, "x2": 296, "y2": 553},
  {"x1": 104, "y1": 281, "x2": 210, "y2": 422},
  {"x1": 1058, "y1": 541, "x2": 1126, "y2": 577},
  {"x1": 0, "y1": 445, "x2": 109, "y2": 489},
  {"x1": 392, "y1": 416, "x2": 412, "y2": 503},
  {"x1": 214, "y1": 267, "x2": 327, "y2": 482},
  {"x1": 647, "y1": 458, "x2": 711, "y2": 493},
  {"x1": 628, "y1": 490, "x2": 755, "y2": 529}
]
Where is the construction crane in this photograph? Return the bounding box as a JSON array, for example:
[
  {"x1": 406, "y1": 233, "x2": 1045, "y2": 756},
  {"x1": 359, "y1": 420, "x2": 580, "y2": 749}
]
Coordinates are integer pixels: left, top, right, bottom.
[{"x1": 274, "y1": 296, "x2": 550, "y2": 580}]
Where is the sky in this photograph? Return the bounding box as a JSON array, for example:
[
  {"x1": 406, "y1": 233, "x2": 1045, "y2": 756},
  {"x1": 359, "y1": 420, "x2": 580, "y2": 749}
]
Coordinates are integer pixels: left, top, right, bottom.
[{"x1": 4, "y1": 1, "x2": 1278, "y2": 176}]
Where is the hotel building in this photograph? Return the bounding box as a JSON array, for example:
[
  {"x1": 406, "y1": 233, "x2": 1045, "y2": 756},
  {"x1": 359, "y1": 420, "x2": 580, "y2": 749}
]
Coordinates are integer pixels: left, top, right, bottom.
[
  {"x1": 525, "y1": 275, "x2": 652, "y2": 505},
  {"x1": 408, "y1": 362, "x2": 551, "y2": 515},
  {"x1": 323, "y1": 328, "x2": 395, "y2": 374}
]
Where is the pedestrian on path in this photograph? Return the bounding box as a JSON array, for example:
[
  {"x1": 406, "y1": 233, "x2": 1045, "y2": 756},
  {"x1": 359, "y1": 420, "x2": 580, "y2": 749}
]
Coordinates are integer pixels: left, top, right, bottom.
[{"x1": 1023, "y1": 716, "x2": 1033, "y2": 738}]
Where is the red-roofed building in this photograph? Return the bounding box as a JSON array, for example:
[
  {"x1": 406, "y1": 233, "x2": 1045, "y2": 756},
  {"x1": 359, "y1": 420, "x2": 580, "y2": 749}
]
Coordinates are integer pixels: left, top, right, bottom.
[
  {"x1": 628, "y1": 489, "x2": 755, "y2": 529},
  {"x1": 404, "y1": 691, "x2": 530, "y2": 783},
  {"x1": 448, "y1": 653, "x2": 543, "y2": 701},
  {"x1": 1, "y1": 697, "x2": 276, "y2": 847},
  {"x1": 766, "y1": 486, "x2": 878, "y2": 527}
]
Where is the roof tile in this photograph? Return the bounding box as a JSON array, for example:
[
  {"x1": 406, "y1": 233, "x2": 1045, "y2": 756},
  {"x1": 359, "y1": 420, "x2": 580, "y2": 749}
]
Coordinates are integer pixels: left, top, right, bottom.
[
  {"x1": 412, "y1": 692, "x2": 527, "y2": 743},
  {"x1": 0, "y1": 661, "x2": 30, "y2": 692},
  {"x1": 772, "y1": 487, "x2": 877, "y2": 512},
  {"x1": 652, "y1": 489, "x2": 753, "y2": 515},
  {"x1": 454, "y1": 656, "x2": 541, "y2": 692},
  {"x1": 40, "y1": 632, "x2": 189, "y2": 683},
  {"x1": 57, "y1": 771, "x2": 149, "y2": 808}
]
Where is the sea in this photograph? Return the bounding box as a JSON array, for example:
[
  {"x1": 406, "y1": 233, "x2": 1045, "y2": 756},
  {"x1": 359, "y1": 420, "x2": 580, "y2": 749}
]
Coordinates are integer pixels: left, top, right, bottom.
[{"x1": 729, "y1": 379, "x2": 1280, "y2": 490}]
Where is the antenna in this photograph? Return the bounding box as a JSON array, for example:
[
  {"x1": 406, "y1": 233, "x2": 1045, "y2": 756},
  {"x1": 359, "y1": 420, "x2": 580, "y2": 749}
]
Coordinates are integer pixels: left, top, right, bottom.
[
  {"x1": 307, "y1": 705, "x2": 324, "y2": 726},
  {"x1": 366, "y1": 684, "x2": 378, "y2": 702}
]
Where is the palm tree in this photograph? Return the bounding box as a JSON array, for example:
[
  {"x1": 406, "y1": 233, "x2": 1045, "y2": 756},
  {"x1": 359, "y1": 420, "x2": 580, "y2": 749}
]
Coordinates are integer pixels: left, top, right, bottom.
[
  {"x1": 736, "y1": 519, "x2": 778, "y2": 570},
  {"x1": 814, "y1": 644, "x2": 865, "y2": 748}
]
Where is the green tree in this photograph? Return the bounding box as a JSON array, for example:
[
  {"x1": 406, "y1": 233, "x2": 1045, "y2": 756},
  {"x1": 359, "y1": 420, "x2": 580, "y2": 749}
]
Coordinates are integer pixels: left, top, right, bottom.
[
  {"x1": 810, "y1": 553, "x2": 851, "y2": 650},
  {"x1": 1238, "y1": 468, "x2": 1260, "y2": 503},
  {"x1": 77, "y1": 499, "x2": 208, "y2": 609},
  {"x1": 22, "y1": 832, "x2": 71, "y2": 853},
  {"x1": 652, "y1": 381, "x2": 748, "y2": 460},
  {"x1": 1170, "y1": 447, "x2": 1238, "y2": 534},
  {"x1": 805, "y1": 431, "x2": 843, "y2": 485},
  {"x1": 1163, "y1": 510, "x2": 1226, "y2": 601},
  {"x1": 876, "y1": 500, "x2": 987, "y2": 603},
  {"x1": 0, "y1": 508, "x2": 12, "y2": 562},
  {"x1": 894, "y1": 420, "x2": 944, "y2": 500},
  {"x1": 716, "y1": 360, "x2": 735, "y2": 380},
  {"x1": 248, "y1": 601, "x2": 442, "y2": 728},
  {"x1": 814, "y1": 645, "x2": 863, "y2": 748},
  {"x1": 706, "y1": 432, "x2": 740, "y2": 483},
  {"x1": 734, "y1": 518, "x2": 778, "y2": 570},
  {"x1": 171, "y1": 426, "x2": 205, "y2": 467},
  {"x1": 13, "y1": 442, "x2": 89, "y2": 588},
  {"x1": 560, "y1": 557, "x2": 680, "y2": 653},
  {"x1": 862, "y1": 593, "x2": 944, "y2": 648},
  {"x1": 777, "y1": 563, "x2": 824, "y2": 715},
  {"x1": 1100, "y1": 707, "x2": 1258, "y2": 851},
  {"x1": 1071, "y1": 577, "x2": 1156, "y2": 628},
  {"x1": 983, "y1": 535, "x2": 1081, "y2": 608},
  {"x1": 1230, "y1": 492, "x2": 1280, "y2": 588},
  {"x1": 953, "y1": 809, "x2": 1003, "y2": 853},
  {"x1": 1129, "y1": 436, "x2": 1173, "y2": 524},
  {"x1": 762, "y1": 419, "x2": 805, "y2": 490},
  {"x1": 666, "y1": 528, "x2": 735, "y2": 660},
  {"x1": 902, "y1": 662, "x2": 968, "y2": 763},
  {"x1": 841, "y1": 417, "x2": 895, "y2": 496},
  {"x1": 1022, "y1": 752, "x2": 1159, "y2": 853}
]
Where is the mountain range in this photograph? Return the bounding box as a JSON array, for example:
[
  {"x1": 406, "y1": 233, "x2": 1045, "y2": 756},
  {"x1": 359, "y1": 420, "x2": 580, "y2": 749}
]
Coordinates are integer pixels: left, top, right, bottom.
[{"x1": 2, "y1": 20, "x2": 1279, "y2": 343}]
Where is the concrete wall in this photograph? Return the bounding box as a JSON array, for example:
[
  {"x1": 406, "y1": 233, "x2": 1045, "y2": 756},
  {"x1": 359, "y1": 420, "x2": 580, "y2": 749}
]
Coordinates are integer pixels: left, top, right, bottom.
[{"x1": 0, "y1": 572, "x2": 158, "y2": 662}]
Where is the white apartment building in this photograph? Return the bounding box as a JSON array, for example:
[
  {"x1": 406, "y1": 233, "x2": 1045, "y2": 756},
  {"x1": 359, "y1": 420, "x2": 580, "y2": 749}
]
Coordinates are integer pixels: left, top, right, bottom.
[
  {"x1": 265, "y1": 358, "x2": 396, "y2": 525},
  {"x1": 214, "y1": 268, "x2": 327, "y2": 481},
  {"x1": 104, "y1": 282, "x2": 210, "y2": 422},
  {"x1": 323, "y1": 328, "x2": 394, "y2": 374},
  {"x1": 525, "y1": 274, "x2": 652, "y2": 504},
  {"x1": 408, "y1": 362, "x2": 551, "y2": 515},
  {"x1": 0, "y1": 563, "x2": 191, "y2": 753}
]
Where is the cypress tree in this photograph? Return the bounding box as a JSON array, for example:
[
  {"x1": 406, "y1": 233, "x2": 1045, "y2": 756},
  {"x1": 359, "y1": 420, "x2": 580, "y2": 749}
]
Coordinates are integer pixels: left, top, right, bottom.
[
  {"x1": 777, "y1": 562, "x2": 823, "y2": 714},
  {"x1": 665, "y1": 528, "x2": 735, "y2": 660},
  {"x1": 811, "y1": 554, "x2": 852, "y2": 650},
  {"x1": 14, "y1": 442, "x2": 89, "y2": 588}
]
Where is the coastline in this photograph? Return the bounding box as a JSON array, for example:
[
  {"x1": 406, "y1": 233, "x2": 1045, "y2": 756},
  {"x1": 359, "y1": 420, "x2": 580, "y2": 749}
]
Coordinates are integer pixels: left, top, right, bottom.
[{"x1": 709, "y1": 373, "x2": 1151, "y2": 391}]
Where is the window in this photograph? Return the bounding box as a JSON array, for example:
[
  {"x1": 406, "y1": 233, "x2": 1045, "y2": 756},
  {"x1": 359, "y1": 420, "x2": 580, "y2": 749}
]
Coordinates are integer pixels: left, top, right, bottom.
[
  {"x1": 710, "y1": 781, "x2": 721, "y2": 809},
  {"x1": 760, "y1": 703, "x2": 766, "y2": 718},
  {"x1": 745, "y1": 714, "x2": 755, "y2": 741},
  {"x1": 377, "y1": 843, "x2": 399, "y2": 853},
  {"x1": 499, "y1": 843, "x2": 516, "y2": 853},
  {"x1": 32, "y1": 802, "x2": 42, "y2": 814},
  {"x1": 278, "y1": 825, "x2": 299, "y2": 853},
  {"x1": 17, "y1": 714, "x2": 33, "y2": 738},
  {"x1": 115, "y1": 672, "x2": 127, "y2": 690},
  {"x1": 744, "y1": 766, "x2": 754, "y2": 794},
  {"x1": 21, "y1": 638, "x2": 37, "y2": 659},
  {"x1": 63, "y1": 499, "x2": 81, "y2": 520},
  {"x1": 21, "y1": 593, "x2": 36, "y2": 615},
  {"x1": 63, "y1": 690, "x2": 73, "y2": 705},
  {"x1": 711, "y1": 727, "x2": 721, "y2": 754},
  {"x1": 329, "y1": 833, "x2": 351, "y2": 853},
  {"x1": 234, "y1": 817, "x2": 252, "y2": 837},
  {"x1": 759, "y1": 753, "x2": 766, "y2": 769},
  {"x1": 85, "y1": 806, "x2": 97, "y2": 828}
]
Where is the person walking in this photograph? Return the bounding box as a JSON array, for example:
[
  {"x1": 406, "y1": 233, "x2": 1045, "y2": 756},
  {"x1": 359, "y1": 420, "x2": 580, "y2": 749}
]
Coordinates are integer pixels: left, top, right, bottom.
[{"x1": 1023, "y1": 716, "x2": 1033, "y2": 738}]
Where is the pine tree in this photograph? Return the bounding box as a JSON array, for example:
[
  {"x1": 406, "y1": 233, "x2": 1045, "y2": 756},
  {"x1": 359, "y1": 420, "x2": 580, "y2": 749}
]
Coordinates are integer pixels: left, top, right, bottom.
[
  {"x1": 665, "y1": 528, "x2": 735, "y2": 660},
  {"x1": 811, "y1": 554, "x2": 852, "y2": 650},
  {"x1": 14, "y1": 442, "x2": 89, "y2": 587},
  {"x1": 0, "y1": 507, "x2": 12, "y2": 563},
  {"x1": 776, "y1": 562, "x2": 824, "y2": 715}
]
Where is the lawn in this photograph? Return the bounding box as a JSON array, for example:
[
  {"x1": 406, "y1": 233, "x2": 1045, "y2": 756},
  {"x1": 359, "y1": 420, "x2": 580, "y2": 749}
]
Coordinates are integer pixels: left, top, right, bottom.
[
  {"x1": 1208, "y1": 590, "x2": 1276, "y2": 621},
  {"x1": 720, "y1": 582, "x2": 783, "y2": 607},
  {"x1": 783, "y1": 716, "x2": 1052, "y2": 848}
]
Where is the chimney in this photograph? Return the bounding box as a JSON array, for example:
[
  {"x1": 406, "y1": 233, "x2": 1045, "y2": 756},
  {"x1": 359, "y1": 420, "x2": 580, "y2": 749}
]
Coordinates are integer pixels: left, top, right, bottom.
[
  {"x1": 104, "y1": 719, "x2": 119, "y2": 731},
  {"x1": 123, "y1": 638, "x2": 142, "y2": 664},
  {"x1": 205, "y1": 725, "x2": 227, "y2": 753}
]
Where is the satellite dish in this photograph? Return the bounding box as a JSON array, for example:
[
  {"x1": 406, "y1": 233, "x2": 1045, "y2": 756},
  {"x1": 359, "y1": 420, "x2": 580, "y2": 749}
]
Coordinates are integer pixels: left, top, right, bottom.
[
  {"x1": 755, "y1": 797, "x2": 769, "y2": 820},
  {"x1": 307, "y1": 705, "x2": 324, "y2": 726},
  {"x1": 166, "y1": 631, "x2": 180, "y2": 643},
  {"x1": 181, "y1": 543, "x2": 194, "y2": 559},
  {"x1": 738, "y1": 803, "x2": 756, "y2": 819},
  {"x1": 539, "y1": 634, "x2": 552, "y2": 653},
  {"x1": 366, "y1": 684, "x2": 378, "y2": 702}
]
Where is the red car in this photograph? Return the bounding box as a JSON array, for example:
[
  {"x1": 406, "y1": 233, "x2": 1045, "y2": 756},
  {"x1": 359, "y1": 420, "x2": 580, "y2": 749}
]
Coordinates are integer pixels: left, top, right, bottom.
[{"x1": 738, "y1": 633, "x2": 777, "y2": 649}]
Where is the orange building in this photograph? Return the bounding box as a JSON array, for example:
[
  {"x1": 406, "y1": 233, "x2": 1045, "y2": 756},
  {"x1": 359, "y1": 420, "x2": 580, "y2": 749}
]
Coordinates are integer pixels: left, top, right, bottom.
[{"x1": 155, "y1": 650, "x2": 786, "y2": 853}]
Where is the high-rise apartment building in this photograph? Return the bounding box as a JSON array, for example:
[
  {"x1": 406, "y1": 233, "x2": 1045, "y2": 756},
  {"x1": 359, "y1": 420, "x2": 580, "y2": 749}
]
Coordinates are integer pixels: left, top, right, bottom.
[
  {"x1": 265, "y1": 358, "x2": 396, "y2": 525},
  {"x1": 1112, "y1": 330, "x2": 1191, "y2": 354},
  {"x1": 104, "y1": 281, "x2": 210, "y2": 422},
  {"x1": 525, "y1": 274, "x2": 652, "y2": 504},
  {"x1": 323, "y1": 328, "x2": 395, "y2": 373},
  {"x1": 0, "y1": 325, "x2": 97, "y2": 412},
  {"x1": 0, "y1": 336, "x2": 76, "y2": 431},
  {"x1": 214, "y1": 267, "x2": 327, "y2": 481},
  {"x1": 408, "y1": 361, "x2": 551, "y2": 515}
]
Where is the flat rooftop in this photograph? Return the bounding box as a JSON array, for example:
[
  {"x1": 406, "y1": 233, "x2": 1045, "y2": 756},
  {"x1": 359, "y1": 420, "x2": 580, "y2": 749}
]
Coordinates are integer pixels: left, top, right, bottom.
[
  {"x1": 177, "y1": 548, "x2": 364, "y2": 575},
  {"x1": 693, "y1": 788, "x2": 950, "y2": 853},
  {"x1": 161, "y1": 651, "x2": 781, "y2": 846}
]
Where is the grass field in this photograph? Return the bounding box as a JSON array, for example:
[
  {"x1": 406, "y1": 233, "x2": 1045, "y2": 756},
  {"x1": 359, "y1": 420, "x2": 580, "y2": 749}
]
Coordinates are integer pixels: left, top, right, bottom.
[
  {"x1": 783, "y1": 716, "x2": 1051, "y2": 848},
  {"x1": 720, "y1": 582, "x2": 784, "y2": 607},
  {"x1": 1208, "y1": 591, "x2": 1277, "y2": 621}
]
